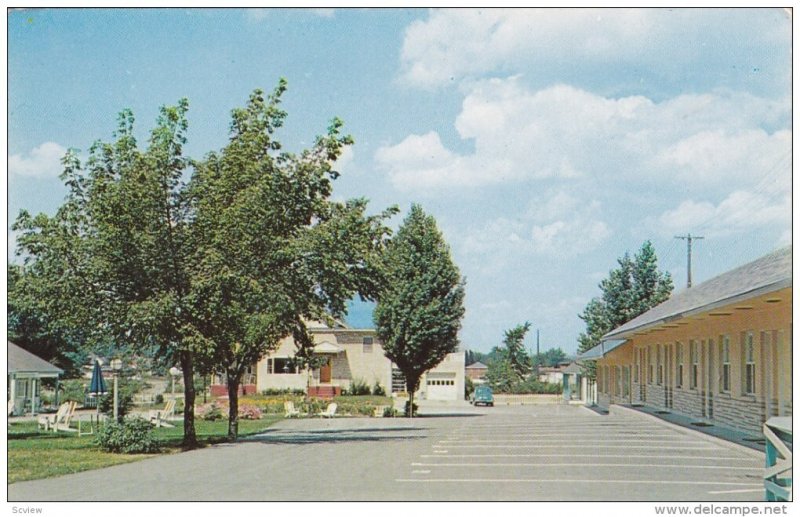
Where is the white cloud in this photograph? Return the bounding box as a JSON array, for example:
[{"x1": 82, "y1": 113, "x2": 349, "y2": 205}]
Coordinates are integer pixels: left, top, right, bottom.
[
  {"x1": 656, "y1": 190, "x2": 791, "y2": 238},
  {"x1": 9, "y1": 142, "x2": 67, "y2": 178},
  {"x1": 460, "y1": 191, "x2": 611, "y2": 261},
  {"x1": 333, "y1": 145, "x2": 354, "y2": 174},
  {"x1": 399, "y1": 9, "x2": 790, "y2": 90},
  {"x1": 376, "y1": 78, "x2": 790, "y2": 193},
  {"x1": 399, "y1": 9, "x2": 652, "y2": 89}
]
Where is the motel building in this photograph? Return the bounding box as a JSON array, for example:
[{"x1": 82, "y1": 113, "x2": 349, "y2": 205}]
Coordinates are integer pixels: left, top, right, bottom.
[{"x1": 580, "y1": 246, "x2": 791, "y2": 436}]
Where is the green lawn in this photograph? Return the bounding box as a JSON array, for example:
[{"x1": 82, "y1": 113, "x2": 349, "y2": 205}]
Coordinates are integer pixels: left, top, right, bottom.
[{"x1": 7, "y1": 416, "x2": 282, "y2": 484}]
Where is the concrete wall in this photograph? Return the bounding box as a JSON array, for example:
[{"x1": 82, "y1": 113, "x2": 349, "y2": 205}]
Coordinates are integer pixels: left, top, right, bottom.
[{"x1": 595, "y1": 288, "x2": 791, "y2": 435}]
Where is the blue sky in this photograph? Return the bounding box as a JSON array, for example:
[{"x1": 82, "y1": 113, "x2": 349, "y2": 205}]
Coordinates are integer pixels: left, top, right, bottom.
[{"x1": 7, "y1": 8, "x2": 792, "y2": 356}]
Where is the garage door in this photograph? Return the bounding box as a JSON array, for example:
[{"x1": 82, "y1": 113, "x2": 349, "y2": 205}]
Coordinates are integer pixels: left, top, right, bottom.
[{"x1": 426, "y1": 373, "x2": 457, "y2": 400}]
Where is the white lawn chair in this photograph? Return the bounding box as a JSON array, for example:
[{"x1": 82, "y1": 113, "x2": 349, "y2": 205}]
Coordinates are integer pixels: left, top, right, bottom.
[
  {"x1": 149, "y1": 399, "x2": 176, "y2": 428},
  {"x1": 317, "y1": 402, "x2": 337, "y2": 418},
  {"x1": 38, "y1": 401, "x2": 78, "y2": 432},
  {"x1": 284, "y1": 401, "x2": 304, "y2": 418}
]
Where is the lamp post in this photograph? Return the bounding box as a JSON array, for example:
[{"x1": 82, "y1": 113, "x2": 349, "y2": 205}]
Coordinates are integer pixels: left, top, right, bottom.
[
  {"x1": 169, "y1": 367, "x2": 181, "y2": 398},
  {"x1": 110, "y1": 357, "x2": 123, "y2": 421}
]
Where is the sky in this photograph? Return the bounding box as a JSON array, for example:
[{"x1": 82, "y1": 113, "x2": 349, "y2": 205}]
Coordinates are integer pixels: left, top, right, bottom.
[{"x1": 6, "y1": 7, "x2": 793, "y2": 356}]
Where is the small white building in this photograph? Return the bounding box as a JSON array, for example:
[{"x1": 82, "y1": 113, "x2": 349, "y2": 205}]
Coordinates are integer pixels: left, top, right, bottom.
[{"x1": 8, "y1": 341, "x2": 63, "y2": 416}]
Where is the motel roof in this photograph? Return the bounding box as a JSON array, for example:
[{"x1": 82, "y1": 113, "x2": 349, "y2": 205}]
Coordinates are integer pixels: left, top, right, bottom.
[{"x1": 578, "y1": 245, "x2": 791, "y2": 360}]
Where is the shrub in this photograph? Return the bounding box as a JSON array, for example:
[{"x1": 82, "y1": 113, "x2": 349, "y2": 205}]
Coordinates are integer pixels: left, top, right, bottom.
[
  {"x1": 261, "y1": 388, "x2": 305, "y2": 396},
  {"x1": 96, "y1": 417, "x2": 160, "y2": 454},
  {"x1": 346, "y1": 378, "x2": 371, "y2": 396},
  {"x1": 383, "y1": 406, "x2": 398, "y2": 417},
  {"x1": 237, "y1": 403, "x2": 263, "y2": 420},
  {"x1": 154, "y1": 393, "x2": 164, "y2": 405},
  {"x1": 60, "y1": 379, "x2": 87, "y2": 404},
  {"x1": 404, "y1": 400, "x2": 418, "y2": 417},
  {"x1": 371, "y1": 381, "x2": 386, "y2": 397},
  {"x1": 464, "y1": 377, "x2": 475, "y2": 400},
  {"x1": 195, "y1": 402, "x2": 225, "y2": 421}
]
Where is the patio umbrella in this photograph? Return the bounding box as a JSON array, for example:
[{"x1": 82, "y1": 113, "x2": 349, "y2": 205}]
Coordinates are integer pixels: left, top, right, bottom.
[{"x1": 87, "y1": 360, "x2": 108, "y2": 419}]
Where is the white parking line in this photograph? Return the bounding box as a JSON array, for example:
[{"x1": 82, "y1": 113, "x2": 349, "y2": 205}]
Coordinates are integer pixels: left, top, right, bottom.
[
  {"x1": 438, "y1": 437, "x2": 695, "y2": 444},
  {"x1": 433, "y1": 444, "x2": 720, "y2": 450},
  {"x1": 396, "y1": 478, "x2": 764, "y2": 487},
  {"x1": 707, "y1": 488, "x2": 766, "y2": 495},
  {"x1": 411, "y1": 470, "x2": 431, "y2": 474},
  {"x1": 419, "y1": 453, "x2": 756, "y2": 461},
  {"x1": 411, "y1": 462, "x2": 762, "y2": 471}
]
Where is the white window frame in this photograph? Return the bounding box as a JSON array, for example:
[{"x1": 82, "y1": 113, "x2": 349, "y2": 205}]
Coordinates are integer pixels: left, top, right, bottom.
[
  {"x1": 720, "y1": 335, "x2": 730, "y2": 393},
  {"x1": 744, "y1": 332, "x2": 756, "y2": 395}
]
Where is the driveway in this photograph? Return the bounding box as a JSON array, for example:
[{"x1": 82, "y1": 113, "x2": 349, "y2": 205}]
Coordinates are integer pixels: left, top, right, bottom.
[{"x1": 8, "y1": 404, "x2": 765, "y2": 501}]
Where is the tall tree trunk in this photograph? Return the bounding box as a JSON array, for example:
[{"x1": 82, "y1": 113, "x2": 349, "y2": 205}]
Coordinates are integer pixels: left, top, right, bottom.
[
  {"x1": 180, "y1": 351, "x2": 198, "y2": 450},
  {"x1": 227, "y1": 373, "x2": 240, "y2": 442},
  {"x1": 406, "y1": 375, "x2": 419, "y2": 418}
]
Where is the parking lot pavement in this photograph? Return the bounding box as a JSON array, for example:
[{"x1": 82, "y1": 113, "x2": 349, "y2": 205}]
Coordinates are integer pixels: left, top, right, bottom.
[
  {"x1": 8, "y1": 404, "x2": 766, "y2": 502},
  {"x1": 395, "y1": 404, "x2": 766, "y2": 501}
]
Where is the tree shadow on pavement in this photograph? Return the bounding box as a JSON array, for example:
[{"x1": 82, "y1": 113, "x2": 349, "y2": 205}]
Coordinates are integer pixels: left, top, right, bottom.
[{"x1": 241, "y1": 427, "x2": 428, "y2": 445}]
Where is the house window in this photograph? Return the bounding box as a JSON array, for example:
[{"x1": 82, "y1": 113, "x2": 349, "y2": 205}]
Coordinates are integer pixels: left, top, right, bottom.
[
  {"x1": 676, "y1": 342, "x2": 683, "y2": 388},
  {"x1": 633, "y1": 351, "x2": 639, "y2": 384},
  {"x1": 744, "y1": 333, "x2": 756, "y2": 395},
  {"x1": 362, "y1": 336, "x2": 373, "y2": 353},
  {"x1": 690, "y1": 340, "x2": 699, "y2": 390},
  {"x1": 647, "y1": 347, "x2": 654, "y2": 384},
  {"x1": 268, "y1": 358, "x2": 296, "y2": 374},
  {"x1": 615, "y1": 366, "x2": 622, "y2": 396},
  {"x1": 604, "y1": 366, "x2": 610, "y2": 394},
  {"x1": 720, "y1": 336, "x2": 730, "y2": 393}
]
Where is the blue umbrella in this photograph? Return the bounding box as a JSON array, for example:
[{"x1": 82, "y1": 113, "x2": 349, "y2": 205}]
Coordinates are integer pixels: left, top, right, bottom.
[{"x1": 88, "y1": 360, "x2": 108, "y2": 418}]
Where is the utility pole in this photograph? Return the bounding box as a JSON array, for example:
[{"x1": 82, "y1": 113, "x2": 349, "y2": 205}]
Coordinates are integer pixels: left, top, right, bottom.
[
  {"x1": 536, "y1": 329, "x2": 540, "y2": 374},
  {"x1": 675, "y1": 233, "x2": 704, "y2": 288}
]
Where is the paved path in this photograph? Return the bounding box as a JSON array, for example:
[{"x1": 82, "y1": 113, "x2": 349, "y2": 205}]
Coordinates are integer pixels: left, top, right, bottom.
[{"x1": 8, "y1": 404, "x2": 765, "y2": 501}]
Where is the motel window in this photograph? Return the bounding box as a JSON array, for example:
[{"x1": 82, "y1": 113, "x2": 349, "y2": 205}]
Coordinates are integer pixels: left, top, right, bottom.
[
  {"x1": 690, "y1": 341, "x2": 699, "y2": 390},
  {"x1": 363, "y1": 336, "x2": 374, "y2": 353},
  {"x1": 622, "y1": 366, "x2": 630, "y2": 398},
  {"x1": 676, "y1": 342, "x2": 683, "y2": 388},
  {"x1": 656, "y1": 344, "x2": 663, "y2": 386},
  {"x1": 720, "y1": 336, "x2": 730, "y2": 393},
  {"x1": 744, "y1": 333, "x2": 756, "y2": 395}
]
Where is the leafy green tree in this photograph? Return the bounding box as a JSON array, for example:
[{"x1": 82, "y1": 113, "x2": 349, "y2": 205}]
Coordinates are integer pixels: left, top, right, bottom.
[
  {"x1": 485, "y1": 323, "x2": 532, "y2": 391},
  {"x1": 577, "y1": 241, "x2": 673, "y2": 379},
  {"x1": 374, "y1": 205, "x2": 465, "y2": 417},
  {"x1": 533, "y1": 347, "x2": 568, "y2": 368},
  {"x1": 188, "y1": 83, "x2": 395, "y2": 440},
  {"x1": 13, "y1": 100, "x2": 205, "y2": 448},
  {"x1": 503, "y1": 322, "x2": 532, "y2": 378}
]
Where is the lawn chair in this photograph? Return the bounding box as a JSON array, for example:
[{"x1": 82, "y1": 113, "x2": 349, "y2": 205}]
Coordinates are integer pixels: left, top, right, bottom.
[
  {"x1": 38, "y1": 401, "x2": 78, "y2": 432},
  {"x1": 284, "y1": 401, "x2": 304, "y2": 418},
  {"x1": 317, "y1": 402, "x2": 337, "y2": 418},
  {"x1": 149, "y1": 399, "x2": 176, "y2": 428}
]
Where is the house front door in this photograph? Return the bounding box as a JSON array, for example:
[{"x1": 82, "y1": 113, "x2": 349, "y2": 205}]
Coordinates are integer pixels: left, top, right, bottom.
[{"x1": 320, "y1": 359, "x2": 332, "y2": 383}]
